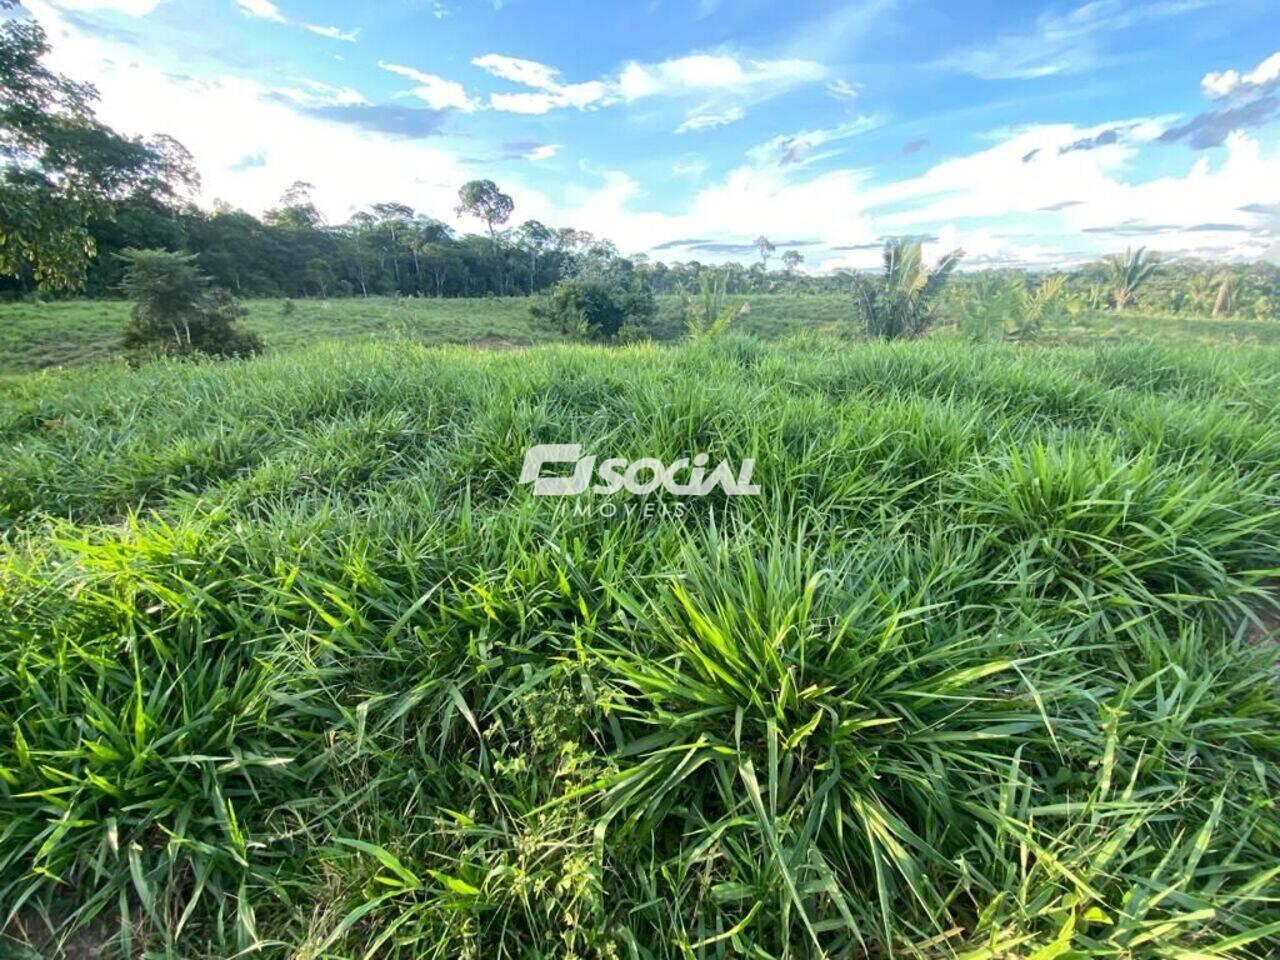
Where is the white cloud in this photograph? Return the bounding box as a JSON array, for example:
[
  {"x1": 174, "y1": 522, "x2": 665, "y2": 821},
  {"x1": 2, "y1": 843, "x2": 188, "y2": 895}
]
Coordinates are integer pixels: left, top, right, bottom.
[
  {"x1": 304, "y1": 24, "x2": 360, "y2": 42},
  {"x1": 489, "y1": 82, "x2": 608, "y2": 115},
  {"x1": 472, "y1": 54, "x2": 562, "y2": 90},
  {"x1": 675, "y1": 107, "x2": 744, "y2": 134},
  {"x1": 20, "y1": 0, "x2": 505, "y2": 224},
  {"x1": 1202, "y1": 51, "x2": 1280, "y2": 98},
  {"x1": 618, "y1": 54, "x2": 825, "y2": 101},
  {"x1": 524, "y1": 144, "x2": 560, "y2": 161},
  {"x1": 470, "y1": 50, "x2": 826, "y2": 115},
  {"x1": 236, "y1": 0, "x2": 285, "y2": 23},
  {"x1": 471, "y1": 54, "x2": 610, "y2": 114},
  {"x1": 273, "y1": 79, "x2": 368, "y2": 108},
  {"x1": 45, "y1": 0, "x2": 163, "y2": 13},
  {"x1": 541, "y1": 113, "x2": 1279, "y2": 270},
  {"x1": 378, "y1": 61, "x2": 478, "y2": 112}
]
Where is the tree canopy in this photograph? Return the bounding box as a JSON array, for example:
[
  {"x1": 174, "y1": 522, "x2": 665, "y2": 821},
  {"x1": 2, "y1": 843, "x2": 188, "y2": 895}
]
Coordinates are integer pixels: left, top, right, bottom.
[{"x1": 0, "y1": 6, "x2": 195, "y2": 291}]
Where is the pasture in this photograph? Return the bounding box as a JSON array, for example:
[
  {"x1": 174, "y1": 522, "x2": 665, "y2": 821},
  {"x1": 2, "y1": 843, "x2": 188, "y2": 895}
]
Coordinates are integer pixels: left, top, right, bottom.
[
  {"x1": 1, "y1": 329, "x2": 1278, "y2": 958},
  {"x1": 4, "y1": 294, "x2": 1280, "y2": 375}
]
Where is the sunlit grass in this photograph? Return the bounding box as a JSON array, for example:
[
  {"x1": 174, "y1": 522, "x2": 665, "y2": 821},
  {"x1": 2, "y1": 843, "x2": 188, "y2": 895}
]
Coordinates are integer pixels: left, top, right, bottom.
[{"x1": 0, "y1": 335, "x2": 1277, "y2": 958}]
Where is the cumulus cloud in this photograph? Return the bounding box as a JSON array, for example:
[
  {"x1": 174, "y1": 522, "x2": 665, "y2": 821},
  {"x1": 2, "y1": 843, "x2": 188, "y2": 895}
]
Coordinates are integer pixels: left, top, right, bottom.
[
  {"x1": 1154, "y1": 50, "x2": 1280, "y2": 150},
  {"x1": 1202, "y1": 51, "x2": 1280, "y2": 98}
]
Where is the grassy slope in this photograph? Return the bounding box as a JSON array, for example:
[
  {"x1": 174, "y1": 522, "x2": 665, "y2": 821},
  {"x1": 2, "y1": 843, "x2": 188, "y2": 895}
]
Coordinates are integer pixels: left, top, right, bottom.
[
  {"x1": 1, "y1": 335, "x2": 1277, "y2": 958},
  {"x1": 3, "y1": 294, "x2": 1278, "y2": 374}
]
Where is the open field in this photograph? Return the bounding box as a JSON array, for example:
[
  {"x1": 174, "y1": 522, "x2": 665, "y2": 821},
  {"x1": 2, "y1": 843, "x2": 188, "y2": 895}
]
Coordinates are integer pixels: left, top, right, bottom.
[
  {"x1": 3, "y1": 295, "x2": 1279, "y2": 375},
  {"x1": 1, "y1": 333, "x2": 1278, "y2": 958}
]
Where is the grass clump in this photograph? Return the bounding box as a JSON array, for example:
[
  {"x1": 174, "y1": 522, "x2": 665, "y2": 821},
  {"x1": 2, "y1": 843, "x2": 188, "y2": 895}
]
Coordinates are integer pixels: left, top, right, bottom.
[{"x1": 0, "y1": 336, "x2": 1277, "y2": 958}]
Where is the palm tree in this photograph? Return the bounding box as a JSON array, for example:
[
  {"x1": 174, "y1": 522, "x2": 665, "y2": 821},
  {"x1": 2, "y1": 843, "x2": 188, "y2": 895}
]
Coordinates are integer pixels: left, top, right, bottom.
[
  {"x1": 1104, "y1": 247, "x2": 1158, "y2": 311},
  {"x1": 1211, "y1": 272, "x2": 1234, "y2": 317},
  {"x1": 853, "y1": 239, "x2": 964, "y2": 340}
]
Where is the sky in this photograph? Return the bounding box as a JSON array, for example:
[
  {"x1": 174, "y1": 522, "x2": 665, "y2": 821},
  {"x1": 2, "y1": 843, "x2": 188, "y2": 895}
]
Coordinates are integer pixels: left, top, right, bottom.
[{"x1": 14, "y1": 0, "x2": 1280, "y2": 270}]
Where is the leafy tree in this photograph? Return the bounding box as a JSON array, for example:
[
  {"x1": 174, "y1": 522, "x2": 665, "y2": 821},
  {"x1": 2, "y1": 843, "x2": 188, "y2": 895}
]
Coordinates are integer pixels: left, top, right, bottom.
[
  {"x1": 755, "y1": 235, "x2": 775, "y2": 270},
  {"x1": 455, "y1": 179, "x2": 514, "y2": 250},
  {"x1": 421, "y1": 242, "x2": 462, "y2": 298},
  {"x1": 516, "y1": 219, "x2": 553, "y2": 295},
  {"x1": 303, "y1": 257, "x2": 334, "y2": 297},
  {"x1": 371, "y1": 202, "x2": 414, "y2": 292},
  {"x1": 782, "y1": 249, "x2": 804, "y2": 274},
  {"x1": 264, "y1": 181, "x2": 322, "y2": 230},
  {"x1": 853, "y1": 239, "x2": 963, "y2": 340},
  {"x1": 0, "y1": 9, "x2": 196, "y2": 291},
  {"x1": 1104, "y1": 247, "x2": 1158, "y2": 311},
  {"x1": 119, "y1": 249, "x2": 262, "y2": 361}
]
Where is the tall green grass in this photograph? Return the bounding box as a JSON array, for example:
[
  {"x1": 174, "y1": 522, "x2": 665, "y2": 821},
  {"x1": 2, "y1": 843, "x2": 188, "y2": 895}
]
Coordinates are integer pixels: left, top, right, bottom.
[{"x1": 1, "y1": 336, "x2": 1277, "y2": 958}]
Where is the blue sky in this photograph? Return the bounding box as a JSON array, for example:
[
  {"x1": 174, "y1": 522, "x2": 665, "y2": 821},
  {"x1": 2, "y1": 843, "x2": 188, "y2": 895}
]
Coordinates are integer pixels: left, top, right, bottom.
[{"x1": 19, "y1": 0, "x2": 1280, "y2": 268}]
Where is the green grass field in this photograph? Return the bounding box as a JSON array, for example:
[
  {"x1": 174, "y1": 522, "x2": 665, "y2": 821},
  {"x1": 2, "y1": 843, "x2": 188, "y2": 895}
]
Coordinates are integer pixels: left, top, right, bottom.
[
  {"x1": 3, "y1": 294, "x2": 1279, "y2": 375},
  {"x1": 1, "y1": 327, "x2": 1278, "y2": 958}
]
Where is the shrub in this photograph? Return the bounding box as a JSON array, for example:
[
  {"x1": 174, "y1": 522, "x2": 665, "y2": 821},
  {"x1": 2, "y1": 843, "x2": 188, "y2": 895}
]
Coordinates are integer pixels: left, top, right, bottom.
[
  {"x1": 853, "y1": 239, "x2": 963, "y2": 340},
  {"x1": 682, "y1": 268, "x2": 748, "y2": 341},
  {"x1": 120, "y1": 249, "x2": 263, "y2": 362},
  {"x1": 531, "y1": 276, "x2": 656, "y2": 340},
  {"x1": 959, "y1": 274, "x2": 1067, "y2": 342}
]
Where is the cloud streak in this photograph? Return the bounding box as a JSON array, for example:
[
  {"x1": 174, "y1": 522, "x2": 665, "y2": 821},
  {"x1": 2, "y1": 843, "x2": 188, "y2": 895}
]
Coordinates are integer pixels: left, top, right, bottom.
[
  {"x1": 234, "y1": 0, "x2": 360, "y2": 43},
  {"x1": 379, "y1": 61, "x2": 479, "y2": 112},
  {"x1": 463, "y1": 50, "x2": 826, "y2": 116},
  {"x1": 945, "y1": 0, "x2": 1218, "y2": 80},
  {"x1": 675, "y1": 107, "x2": 744, "y2": 134}
]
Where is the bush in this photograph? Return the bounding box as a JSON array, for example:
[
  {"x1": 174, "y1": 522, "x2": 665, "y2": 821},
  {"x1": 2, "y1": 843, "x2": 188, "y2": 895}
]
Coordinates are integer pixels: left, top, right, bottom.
[
  {"x1": 120, "y1": 249, "x2": 263, "y2": 363},
  {"x1": 531, "y1": 276, "x2": 657, "y2": 340}
]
